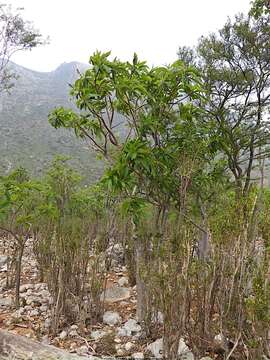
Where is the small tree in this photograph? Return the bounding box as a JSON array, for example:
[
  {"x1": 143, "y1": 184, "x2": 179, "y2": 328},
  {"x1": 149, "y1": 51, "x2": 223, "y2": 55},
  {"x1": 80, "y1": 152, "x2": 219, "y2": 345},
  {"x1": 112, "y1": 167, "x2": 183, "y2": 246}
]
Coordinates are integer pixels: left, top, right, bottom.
[
  {"x1": 178, "y1": 14, "x2": 270, "y2": 222},
  {"x1": 0, "y1": 168, "x2": 42, "y2": 308},
  {"x1": 0, "y1": 3, "x2": 44, "y2": 93}
]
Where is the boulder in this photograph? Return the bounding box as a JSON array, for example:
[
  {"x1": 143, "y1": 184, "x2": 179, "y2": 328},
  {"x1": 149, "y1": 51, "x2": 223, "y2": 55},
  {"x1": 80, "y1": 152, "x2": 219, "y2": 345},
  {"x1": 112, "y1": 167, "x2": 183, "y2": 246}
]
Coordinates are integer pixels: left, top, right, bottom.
[
  {"x1": 118, "y1": 276, "x2": 129, "y2": 287},
  {"x1": 103, "y1": 311, "x2": 122, "y2": 326},
  {"x1": 101, "y1": 286, "x2": 130, "y2": 303},
  {"x1": 0, "y1": 255, "x2": 8, "y2": 270},
  {"x1": 0, "y1": 297, "x2": 12, "y2": 308},
  {"x1": 91, "y1": 330, "x2": 107, "y2": 341},
  {"x1": 0, "y1": 329, "x2": 101, "y2": 359},
  {"x1": 117, "y1": 318, "x2": 141, "y2": 337},
  {"x1": 147, "y1": 338, "x2": 163, "y2": 359}
]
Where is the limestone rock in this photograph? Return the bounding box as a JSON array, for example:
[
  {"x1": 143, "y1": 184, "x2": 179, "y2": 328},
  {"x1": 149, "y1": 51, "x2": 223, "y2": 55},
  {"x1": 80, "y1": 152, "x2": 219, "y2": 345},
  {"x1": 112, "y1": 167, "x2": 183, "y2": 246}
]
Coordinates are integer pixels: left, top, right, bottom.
[
  {"x1": 117, "y1": 318, "x2": 141, "y2": 337},
  {"x1": 103, "y1": 311, "x2": 122, "y2": 326},
  {"x1": 132, "y1": 352, "x2": 144, "y2": 359},
  {"x1": 0, "y1": 297, "x2": 12, "y2": 307},
  {"x1": 101, "y1": 286, "x2": 130, "y2": 303},
  {"x1": 147, "y1": 338, "x2": 163, "y2": 359},
  {"x1": 118, "y1": 276, "x2": 129, "y2": 287},
  {"x1": 91, "y1": 330, "x2": 107, "y2": 341}
]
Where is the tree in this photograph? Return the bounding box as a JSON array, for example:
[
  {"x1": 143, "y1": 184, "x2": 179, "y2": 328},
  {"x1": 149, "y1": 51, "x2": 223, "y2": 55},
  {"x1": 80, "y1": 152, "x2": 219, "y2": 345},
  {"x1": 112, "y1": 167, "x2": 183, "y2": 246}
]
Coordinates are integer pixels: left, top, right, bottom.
[
  {"x1": 49, "y1": 52, "x2": 212, "y2": 327},
  {"x1": 178, "y1": 14, "x2": 270, "y2": 204},
  {"x1": 0, "y1": 168, "x2": 43, "y2": 308},
  {"x1": 0, "y1": 3, "x2": 44, "y2": 93},
  {"x1": 250, "y1": 0, "x2": 270, "y2": 18}
]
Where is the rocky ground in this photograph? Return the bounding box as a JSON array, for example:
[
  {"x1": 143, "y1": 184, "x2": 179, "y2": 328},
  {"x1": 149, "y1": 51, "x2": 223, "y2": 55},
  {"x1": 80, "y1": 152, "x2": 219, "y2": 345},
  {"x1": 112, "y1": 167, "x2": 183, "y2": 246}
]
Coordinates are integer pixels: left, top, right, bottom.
[{"x1": 0, "y1": 238, "x2": 213, "y2": 359}]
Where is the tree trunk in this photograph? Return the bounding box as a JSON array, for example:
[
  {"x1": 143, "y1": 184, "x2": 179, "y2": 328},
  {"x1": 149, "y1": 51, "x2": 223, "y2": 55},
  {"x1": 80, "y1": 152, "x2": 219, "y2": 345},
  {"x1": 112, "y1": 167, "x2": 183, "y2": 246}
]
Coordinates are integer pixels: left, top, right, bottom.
[
  {"x1": 15, "y1": 243, "x2": 24, "y2": 309},
  {"x1": 0, "y1": 330, "x2": 101, "y2": 359},
  {"x1": 135, "y1": 236, "x2": 148, "y2": 323}
]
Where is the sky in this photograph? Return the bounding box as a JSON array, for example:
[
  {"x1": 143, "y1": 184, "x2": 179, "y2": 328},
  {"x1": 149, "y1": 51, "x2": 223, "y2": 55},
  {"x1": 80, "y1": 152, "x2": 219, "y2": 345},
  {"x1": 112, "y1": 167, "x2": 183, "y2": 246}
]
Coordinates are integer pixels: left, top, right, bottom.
[{"x1": 9, "y1": 0, "x2": 251, "y2": 72}]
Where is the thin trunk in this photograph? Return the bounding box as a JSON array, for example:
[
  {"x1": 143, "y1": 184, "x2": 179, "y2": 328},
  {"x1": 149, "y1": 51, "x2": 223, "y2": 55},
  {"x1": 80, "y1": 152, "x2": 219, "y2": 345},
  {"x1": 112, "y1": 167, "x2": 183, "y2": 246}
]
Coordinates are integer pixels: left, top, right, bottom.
[
  {"x1": 15, "y1": 243, "x2": 24, "y2": 309},
  {"x1": 133, "y1": 221, "x2": 148, "y2": 328}
]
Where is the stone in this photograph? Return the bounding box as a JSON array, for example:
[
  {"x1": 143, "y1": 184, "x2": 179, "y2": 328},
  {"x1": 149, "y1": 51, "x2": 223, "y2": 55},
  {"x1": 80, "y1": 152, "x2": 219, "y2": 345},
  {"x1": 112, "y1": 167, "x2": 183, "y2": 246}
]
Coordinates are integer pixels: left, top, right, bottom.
[
  {"x1": 107, "y1": 243, "x2": 124, "y2": 264},
  {"x1": 35, "y1": 283, "x2": 47, "y2": 291},
  {"x1": 41, "y1": 335, "x2": 50, "y2": 345},
  {"x1": 132, "y1": 353, "x2": 144, "y2": 359},
  {"x1": 214, "y1": 333, "x2": 228, "y2": 351},
  {"x1": 117, "y1": 349, "x2": 125, "y2": 356},
  {"x1": 118, "y1": 276, "x2": 129, "y2": 287},
  {"x1": 124, "y1": 342, "x2": 134, "y2": 351},
  {"x1": 20, "y1": 284, "x2": 34, "y2": 292},
  {"x1": 147, "y1": 338, "x2": 163, "y2": 359},
  {"x1": 70, "y1": 324, "x2": 78, "y2": 331},
  {"x1": 91, "y1": 330, "x2": 106, "y2": 341},
  {"x1": 147, "y1": 338, "x2": 194, "y2": 360},
  {"x1": 26, "y1": 296, "x2": 42, "y2": 306},
  {"x1": 101, "y1": 286, "x2": 130, "y2": 303},
  {"x1": 0, "y1": 297, "x2": 12, "y2": 307},
  {"x1": 103, "y1": 311, "x2": 122, "y2": 326},
  {"x1": 29, "y1": 309, "x2": 39, "y2": 317},
  {"x1": 40, "y1": 304, "x2": 48, "y2": 313},
  {"x1": 200, "y1": 357, "x2": 213, "y2": 360},
  {"x1": 69, "y1": 330, "x2": 78, "y2": 338},
  {"x1": 178, "y1": 338, "x2": 194, "y2": 359},
  {"x1": 0, "y1": 255, "x2": 8, "y2": 267},
  {"x1": 118, "y1": 319, "x2": 141, "y2": 337},
  {"x1": 59, "y1": 331, "x2": 68, "y2": 340},
  {"x1": 76, "y1": 345, "x2": 88, "y2": 355}
]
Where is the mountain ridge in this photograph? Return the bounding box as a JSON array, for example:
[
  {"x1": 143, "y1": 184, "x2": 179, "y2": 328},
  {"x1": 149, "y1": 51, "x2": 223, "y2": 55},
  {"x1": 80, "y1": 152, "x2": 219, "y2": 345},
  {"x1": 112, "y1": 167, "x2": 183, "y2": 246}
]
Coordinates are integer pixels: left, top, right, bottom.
[{"x1": 0, "y1": 61, "x2": 103, "y2": 181}]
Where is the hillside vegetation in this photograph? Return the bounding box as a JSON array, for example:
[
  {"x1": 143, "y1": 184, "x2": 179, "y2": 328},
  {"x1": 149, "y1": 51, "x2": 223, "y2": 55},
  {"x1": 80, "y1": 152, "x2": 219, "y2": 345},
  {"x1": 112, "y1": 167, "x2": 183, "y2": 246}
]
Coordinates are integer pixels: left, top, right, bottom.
[
  {"x1": 0, "y1": 62, "x2": 103, "y2": 180},
  {"x1": 0, "y1": 3, "x2": 270, "y2": 360}
]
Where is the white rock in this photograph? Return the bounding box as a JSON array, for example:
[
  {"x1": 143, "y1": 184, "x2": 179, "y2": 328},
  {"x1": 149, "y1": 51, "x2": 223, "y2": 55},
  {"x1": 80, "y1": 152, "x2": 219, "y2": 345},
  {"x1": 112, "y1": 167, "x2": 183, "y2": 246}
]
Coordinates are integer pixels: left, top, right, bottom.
[
  {"x1": 117, "y1": 349, "x2": 125, "y2": 356},
  {"x1": 125, "y1": 342, "x2": 134, "y2": 351},
  {"x1": 41, "y1": 335, "x2": 50, "y2": 345},
  {"x1": 40, "y1": 304, "x2": 48, "y2": 313},
  {"x1": 69, "y1": 330, "x2": 78, "y2": 337},
  {"x1": 0, "y1": 255, "x2": 8, "y2": 268},
  {"x1": 132, "y1": 352, "x2": 144, "y2": 359},
  {"x1": 91, "y1": 330, "x2": 106, "y2": 340},
  {"x1": 118, "y1": 276, "x2": 129, "y2": 287},
  {"x1": 103, "y1": 311, "x2": 121, "y2": 326},
  {"x1": 0, "y1": 297, "x2": 12, "y2": 307},
  {"x1": 214, "y1": 333, "x2": 227, "y2": 351},
  {"x1": 76, "y1": 345, "x2": 88, "y2": 355},
  {"x1": 59, "y1": 330, "x2": 68, "y2": 340},
  {"x1": 100, "y1": 286, "x2": 130, "y2": 303},
  {"x1": 20, "y1": 284, "x2": 34, "y2": 292},
  {"x1": 35, "y1": 283, "x2": 47, "y2": 291},
  {"x1": 29, "y1": 309, "x2": 39, "y2": 317},
  {"x1": 118, "y1": 318, "x2": 141, "y2": 337},
  {"x1": 70, "y1": 324, "x2": 78, "y2": 330},
  {"x1": 200, "y1": 357, "x2": 213, "y2": 360},
  {"x1": 147, "y1": 338, "x2": 163, "y2": 359},
  {"x1": 178, "y1": 338, "x2": 192, "y2": 355},
  {"x1": 147, "y1": 338, "x2": 193, "y2": 360}
]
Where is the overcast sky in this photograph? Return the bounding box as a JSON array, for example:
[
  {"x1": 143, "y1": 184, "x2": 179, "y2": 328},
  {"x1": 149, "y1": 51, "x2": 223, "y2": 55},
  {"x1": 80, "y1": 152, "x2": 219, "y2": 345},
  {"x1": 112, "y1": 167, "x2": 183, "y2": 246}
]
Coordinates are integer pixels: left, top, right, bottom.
[{"x1": 9, "y1": 0, "x2": 251, "y2": 72}]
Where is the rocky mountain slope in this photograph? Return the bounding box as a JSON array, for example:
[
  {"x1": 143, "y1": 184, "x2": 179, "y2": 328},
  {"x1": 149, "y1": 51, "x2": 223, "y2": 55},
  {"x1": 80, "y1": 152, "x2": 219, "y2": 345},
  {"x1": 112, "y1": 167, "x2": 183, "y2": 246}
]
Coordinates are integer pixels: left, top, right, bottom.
[{"x1": 0, "y1": 62, "x2": 103, "y2": 181}]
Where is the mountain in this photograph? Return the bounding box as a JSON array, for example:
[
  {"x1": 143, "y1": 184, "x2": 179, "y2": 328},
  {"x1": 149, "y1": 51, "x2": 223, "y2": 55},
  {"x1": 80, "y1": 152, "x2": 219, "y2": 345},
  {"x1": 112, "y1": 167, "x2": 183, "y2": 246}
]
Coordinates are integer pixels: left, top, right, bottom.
[{"x1": 0, "y1": 61, "x2": 104, "y2": 181}]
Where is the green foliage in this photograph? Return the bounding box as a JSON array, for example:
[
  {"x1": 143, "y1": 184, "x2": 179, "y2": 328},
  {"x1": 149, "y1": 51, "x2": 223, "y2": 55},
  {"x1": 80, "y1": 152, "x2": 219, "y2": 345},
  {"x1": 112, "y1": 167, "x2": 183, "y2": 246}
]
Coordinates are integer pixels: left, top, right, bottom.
[{"x1": 250, "y1": 0, "x2": 270, "y2": 18}]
